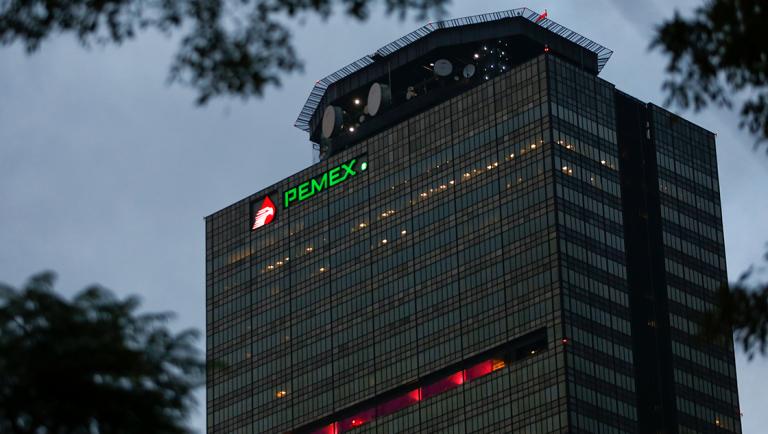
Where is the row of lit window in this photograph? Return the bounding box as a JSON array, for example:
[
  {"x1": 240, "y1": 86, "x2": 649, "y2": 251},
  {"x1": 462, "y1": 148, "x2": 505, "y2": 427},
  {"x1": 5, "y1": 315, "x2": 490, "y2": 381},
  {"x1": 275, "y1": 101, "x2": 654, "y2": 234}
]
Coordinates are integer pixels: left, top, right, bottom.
[
  {"x1": 260, "y1": 152, "x2": 546, "y2": 275},
  {"x1": 557, "y1": 158, "x2": 621, "y2": 198},
  {"x1": 554, "y1": 129, "x2": 618, "y2": 170}
]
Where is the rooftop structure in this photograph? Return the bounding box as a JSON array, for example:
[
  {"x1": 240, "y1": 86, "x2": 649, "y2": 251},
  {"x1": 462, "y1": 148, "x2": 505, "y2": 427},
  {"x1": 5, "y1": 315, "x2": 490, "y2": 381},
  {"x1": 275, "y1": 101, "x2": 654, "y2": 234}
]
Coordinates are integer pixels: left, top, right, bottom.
[{"x1": 294, "y1": 8, "x2": 613, "y2": 158}]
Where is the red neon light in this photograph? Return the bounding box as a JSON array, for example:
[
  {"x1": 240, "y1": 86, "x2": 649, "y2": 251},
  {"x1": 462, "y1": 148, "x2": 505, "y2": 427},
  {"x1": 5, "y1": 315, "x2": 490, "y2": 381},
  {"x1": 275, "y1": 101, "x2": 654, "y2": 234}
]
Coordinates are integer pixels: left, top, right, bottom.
[
  {"x1": 450, "y1": 371, "x2": 465, "y2": 385},
  {"x1": 423, "y1": 371, "x2": 464, "y2": 399},
  {"x1": 340, "y1": 409, "x2": 374, "y2": 432},
  {"x1": 465, "y1": 360, "x2": 494, "y2": 381},
  {"x1": 544, "y1": 44, "x2": 550, "y2": 53},
  {"x1": 408, "y1": 388, "x2": 422, "y2": 402},
  {"x1": 252, "y1": 196, "x2": 276, "y2": 230},
  {"x1": 317, "y1": 356, "x2": 518, "y2": 431},
  {"x1": 377, "y1": 388, "x2": 422, "y2": 417},
  {"x1": 309, "y1": 423, "x2": 338, "y2": 434},
  {"x1": 535, "y1": 9, "x2": 548, "y2": 23}
]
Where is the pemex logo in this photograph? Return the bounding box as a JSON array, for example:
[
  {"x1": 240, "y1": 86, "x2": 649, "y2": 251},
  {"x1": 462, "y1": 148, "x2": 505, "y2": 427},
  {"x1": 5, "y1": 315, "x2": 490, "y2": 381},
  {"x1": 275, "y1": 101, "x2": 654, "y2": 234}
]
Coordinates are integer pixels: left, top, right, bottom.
[{"x1": 252, "y1": 196, "x2": 276, "y2": 230}]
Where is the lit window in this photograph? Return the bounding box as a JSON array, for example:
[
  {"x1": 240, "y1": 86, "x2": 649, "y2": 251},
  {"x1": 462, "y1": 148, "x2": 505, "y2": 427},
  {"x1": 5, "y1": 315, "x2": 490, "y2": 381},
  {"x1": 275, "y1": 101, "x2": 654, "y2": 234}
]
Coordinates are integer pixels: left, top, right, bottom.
[{"x1": 275, "y1": 390, "x2": 287, "y2": 398}]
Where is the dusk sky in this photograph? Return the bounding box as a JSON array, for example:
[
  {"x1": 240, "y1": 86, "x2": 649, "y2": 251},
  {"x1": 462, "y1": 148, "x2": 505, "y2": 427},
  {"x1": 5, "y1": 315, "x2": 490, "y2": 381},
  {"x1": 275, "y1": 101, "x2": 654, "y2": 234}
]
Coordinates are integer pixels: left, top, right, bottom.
[{"x1": 1, "y1": 1, "x2": 766, "y2": 432}]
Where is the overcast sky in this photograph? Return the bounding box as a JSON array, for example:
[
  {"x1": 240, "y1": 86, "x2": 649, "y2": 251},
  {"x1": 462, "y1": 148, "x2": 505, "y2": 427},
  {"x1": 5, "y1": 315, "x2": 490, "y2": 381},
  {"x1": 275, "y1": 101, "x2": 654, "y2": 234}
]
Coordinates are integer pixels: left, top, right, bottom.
[{"x1": 1, "y1": 0, "x2": 766, "y2": 432}]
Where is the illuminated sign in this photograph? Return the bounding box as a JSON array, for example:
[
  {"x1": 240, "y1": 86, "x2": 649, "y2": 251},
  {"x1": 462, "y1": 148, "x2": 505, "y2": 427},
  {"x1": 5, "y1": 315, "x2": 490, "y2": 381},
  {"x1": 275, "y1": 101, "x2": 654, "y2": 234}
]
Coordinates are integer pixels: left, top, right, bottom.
[
  {"x1": 252, "y1": 196, "x2": 276, "y2": 230},
  {"x1": 283, "y1": 156, "x2": 367, "y2": 209}
]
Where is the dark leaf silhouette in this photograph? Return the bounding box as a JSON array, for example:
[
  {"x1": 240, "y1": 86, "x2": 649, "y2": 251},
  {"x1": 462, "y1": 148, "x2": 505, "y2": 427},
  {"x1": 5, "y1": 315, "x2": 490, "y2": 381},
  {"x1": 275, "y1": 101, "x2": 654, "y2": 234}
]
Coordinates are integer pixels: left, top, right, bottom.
[
  {"x1": 0, "y1": 272, "x2": 204, "y2": 433},
  {"x1": 652, "y1": 0, "x2": 768, "y2": 151},
  {"x1": 654, "y1": 1, "x2": 768, "y2": 358},
  {"x1": 0, "y1": 0, "x2": 448, "y2": 103}
]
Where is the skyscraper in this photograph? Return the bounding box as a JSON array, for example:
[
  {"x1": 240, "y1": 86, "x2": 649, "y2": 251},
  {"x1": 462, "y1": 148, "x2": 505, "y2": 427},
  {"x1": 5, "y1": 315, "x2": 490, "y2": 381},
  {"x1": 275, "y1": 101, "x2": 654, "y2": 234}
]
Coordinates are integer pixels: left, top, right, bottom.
[{"x1": 205, "y1": 9, "x2": 741, "y2": 434}]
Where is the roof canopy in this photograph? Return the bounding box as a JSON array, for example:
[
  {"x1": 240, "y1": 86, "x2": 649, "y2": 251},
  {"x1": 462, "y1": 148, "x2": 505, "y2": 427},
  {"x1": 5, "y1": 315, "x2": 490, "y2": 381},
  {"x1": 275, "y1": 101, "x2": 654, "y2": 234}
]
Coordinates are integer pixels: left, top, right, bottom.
[{"x1": 294, "y1": 8, "x2": 613, "y2": 133}]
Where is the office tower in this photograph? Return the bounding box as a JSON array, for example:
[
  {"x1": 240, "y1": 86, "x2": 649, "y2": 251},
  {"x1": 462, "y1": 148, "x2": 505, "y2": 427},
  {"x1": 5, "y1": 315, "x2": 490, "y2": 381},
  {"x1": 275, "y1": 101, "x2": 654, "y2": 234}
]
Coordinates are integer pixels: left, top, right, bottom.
[{"x1": 205, "y1": 9, "x2": 741, "y2": 434}]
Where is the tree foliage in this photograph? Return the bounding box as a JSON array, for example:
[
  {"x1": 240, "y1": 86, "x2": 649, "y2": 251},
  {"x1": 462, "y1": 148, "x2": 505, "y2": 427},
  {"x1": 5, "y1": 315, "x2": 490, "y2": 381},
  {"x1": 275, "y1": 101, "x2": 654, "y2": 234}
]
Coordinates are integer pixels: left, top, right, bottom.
[
  {"x1": 652, "y1": 0, "x2": 768, "y2": 150},
  {"x1": 0, "y1": 272, "x2": 204, "y2": 434},
  {"x1": 0, "y1": 0, "x2": 447, "y2": 103},
  {"x1": 654, "y1": 1, "x2": 768, "y2": 358}
]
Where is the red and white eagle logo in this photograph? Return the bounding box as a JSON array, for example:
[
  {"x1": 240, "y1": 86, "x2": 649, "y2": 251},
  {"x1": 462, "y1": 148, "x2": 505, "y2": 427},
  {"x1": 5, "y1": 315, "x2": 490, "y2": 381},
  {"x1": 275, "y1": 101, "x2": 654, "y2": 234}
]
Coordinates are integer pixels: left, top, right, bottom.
[{"x1": 252, "y1": 196, "x2": 276, "y2": 230}]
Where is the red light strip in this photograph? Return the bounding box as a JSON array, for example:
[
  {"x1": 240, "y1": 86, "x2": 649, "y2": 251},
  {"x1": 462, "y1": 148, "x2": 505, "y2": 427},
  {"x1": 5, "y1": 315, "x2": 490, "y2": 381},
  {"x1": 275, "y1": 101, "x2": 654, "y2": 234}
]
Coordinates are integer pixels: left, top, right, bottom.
[{"x1": 309, "y1": 359, "x2": 505, "y2": 434}]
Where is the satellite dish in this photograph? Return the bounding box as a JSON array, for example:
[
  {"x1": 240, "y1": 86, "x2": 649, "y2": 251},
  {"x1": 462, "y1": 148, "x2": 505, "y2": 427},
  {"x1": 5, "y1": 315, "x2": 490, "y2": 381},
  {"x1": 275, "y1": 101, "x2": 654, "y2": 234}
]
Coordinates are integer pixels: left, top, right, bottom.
[
  {"x1": 462, "y1": 64, "x2": 476, "y2": 79},
  {"x1": 406, "y1": 86, "x2": 417, "y2": 101},
  {"x1": 321, "y1": 105, "x2": 343, "y2": 139},
  {"x1": 434, "y1": 59, "x2": 453, "y2": 77},
  {"x1": 367, "y1": 82, "x2": 391, "y2": 116}
]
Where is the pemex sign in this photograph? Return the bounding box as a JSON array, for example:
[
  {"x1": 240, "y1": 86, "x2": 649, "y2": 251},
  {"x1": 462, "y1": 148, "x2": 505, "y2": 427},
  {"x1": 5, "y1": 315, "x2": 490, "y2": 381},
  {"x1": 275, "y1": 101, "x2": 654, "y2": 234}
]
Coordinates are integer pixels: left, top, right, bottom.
[
  {"x1": 283, "y1": 156, "x2": 368, "y2": 209},
  {"x1": 251, "y1": 156, "x2": 368, "y2": 231}
]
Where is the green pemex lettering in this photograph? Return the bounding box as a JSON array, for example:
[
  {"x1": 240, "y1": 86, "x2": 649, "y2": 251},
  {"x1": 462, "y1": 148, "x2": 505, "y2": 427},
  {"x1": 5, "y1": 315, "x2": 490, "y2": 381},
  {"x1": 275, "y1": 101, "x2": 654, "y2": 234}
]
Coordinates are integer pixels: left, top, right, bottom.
[
  {"x1": 284, "y1": 188, "x2": 297, "y2": 208},
  {"x1": 283, "y1": 157, "x2": 366, "y2": 209},
  {"x1": 311, "y1": 172, "x2": 328, "y2": 193}
]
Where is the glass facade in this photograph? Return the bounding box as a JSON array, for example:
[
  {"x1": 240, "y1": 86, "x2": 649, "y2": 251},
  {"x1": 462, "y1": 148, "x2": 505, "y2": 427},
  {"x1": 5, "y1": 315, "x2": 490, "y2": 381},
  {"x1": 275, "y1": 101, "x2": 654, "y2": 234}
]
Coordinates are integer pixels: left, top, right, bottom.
[
  {"x1": 205, "y1": 37, "x2": 740, "y2": 434},
  {"x1": 652, "y1": 107, "x2": 740, "y2": 433},
  {"x1": 548, "y1": 58, "x2": 638, "y2": 433}
]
